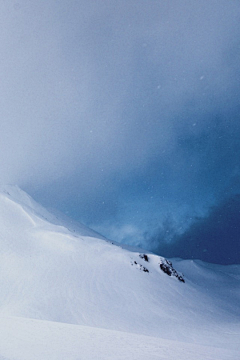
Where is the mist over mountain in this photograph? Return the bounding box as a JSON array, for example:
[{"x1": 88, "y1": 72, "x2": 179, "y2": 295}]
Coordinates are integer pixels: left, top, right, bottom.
[
  {"x1": 0, "y1": 2, "x2": 239, "y2": 357},
  {"x1": 151, "y1": 194, "x2": 240, "y2": 264},
  {"x1": 0, "y1": 1, "x2": 240, "y2": 261}
]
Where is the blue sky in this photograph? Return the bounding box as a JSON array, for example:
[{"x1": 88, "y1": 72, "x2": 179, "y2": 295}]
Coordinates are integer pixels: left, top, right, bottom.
[{"x1": 1, "y1": 1, "x2": 240, "y2": 264}]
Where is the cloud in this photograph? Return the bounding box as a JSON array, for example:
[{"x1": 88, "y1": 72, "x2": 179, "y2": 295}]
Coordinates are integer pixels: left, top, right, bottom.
[
  {"x1": 152, "y1": 194, "x2": 240, "y2": 264},
  {"x1": 0, "y1": 1, "x2": 239, "y2": 182}
]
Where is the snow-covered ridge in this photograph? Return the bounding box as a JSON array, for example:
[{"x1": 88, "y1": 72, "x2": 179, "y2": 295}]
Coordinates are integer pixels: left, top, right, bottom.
[
  {"x1": 0, "y1": 185, "x2": 239, "y2": 359},
  {"x1": 0, "y1": 184, "x2": 105, "y2": 238}
]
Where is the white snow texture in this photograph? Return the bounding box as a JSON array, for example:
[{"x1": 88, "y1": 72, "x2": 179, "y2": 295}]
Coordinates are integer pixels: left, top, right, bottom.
[{"x1": 0, "y1": 185, "x2": 239, "y2": 359}]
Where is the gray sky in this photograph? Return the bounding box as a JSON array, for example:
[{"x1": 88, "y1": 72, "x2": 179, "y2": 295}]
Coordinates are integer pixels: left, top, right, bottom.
[{"x1": 1, "y1": 1, "x2": 240, "y2": 263}]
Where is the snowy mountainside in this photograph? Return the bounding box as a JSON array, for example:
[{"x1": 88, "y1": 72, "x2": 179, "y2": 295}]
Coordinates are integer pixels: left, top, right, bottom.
[
  {"x1": 0, "y1": 185, "x2": 239, "y2": 359},
  {"x1": 0, "y1": 186, "x2": 186, "y2": 333}
]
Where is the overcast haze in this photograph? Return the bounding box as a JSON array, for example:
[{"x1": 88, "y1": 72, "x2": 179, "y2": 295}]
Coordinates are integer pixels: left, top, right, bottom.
[{"x1": 1, "y1": 1, "x2": 240, "y2": 264}]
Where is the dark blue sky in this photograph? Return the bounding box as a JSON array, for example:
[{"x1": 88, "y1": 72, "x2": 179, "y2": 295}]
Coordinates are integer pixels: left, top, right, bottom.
[{"x1": 0, "y1": 1, "x2": 240, "y2": 264}]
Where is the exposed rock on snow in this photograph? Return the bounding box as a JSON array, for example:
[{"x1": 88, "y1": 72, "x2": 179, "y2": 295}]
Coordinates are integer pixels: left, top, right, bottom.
[
  {"x1": 139, "y1": 253, "x2": 149, "y2": 262},
  {"x1": 159, "y1": 258, "x2": 185, "y2": 282},
  {"x1": 131, "y1": 259, "x2": 149, "y2": 273}
]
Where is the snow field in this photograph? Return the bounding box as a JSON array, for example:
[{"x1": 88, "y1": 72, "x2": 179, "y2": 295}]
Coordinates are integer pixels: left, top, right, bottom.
[
  {"x1": 0, "y1": 316, "x2": 238, "y2": 360},
  {"x1": 0, "y1": 186, "x2": 239, "y2": 359}
]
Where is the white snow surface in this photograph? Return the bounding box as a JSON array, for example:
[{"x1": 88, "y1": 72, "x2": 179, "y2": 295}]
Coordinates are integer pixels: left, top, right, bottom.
[{"x1": 0, "y1": 185, "x2": 239, "y2": 359}]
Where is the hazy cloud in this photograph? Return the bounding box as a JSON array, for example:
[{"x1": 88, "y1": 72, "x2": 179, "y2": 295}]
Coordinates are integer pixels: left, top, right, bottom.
[
  {"x1": 0, "y1": 1, "x2": 239, "y2": 183},
  {"x1": 153, "y1": 194, "x2": 240, "y2": 264},
  {"x1": 0, "y1": 1, "x2": 240, "y2": 261}
]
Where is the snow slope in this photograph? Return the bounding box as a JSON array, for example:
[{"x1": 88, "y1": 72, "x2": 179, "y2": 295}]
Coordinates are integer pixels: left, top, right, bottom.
[
  {"x1": 1, "y1": 316, "x2": 239, "y2": 360},
  {"x1": 0, "y1": 185, "x2": 239, "y2": 359}
]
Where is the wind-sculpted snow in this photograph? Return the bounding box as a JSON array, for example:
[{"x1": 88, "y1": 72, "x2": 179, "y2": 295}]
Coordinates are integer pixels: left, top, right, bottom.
[{"x1": 0, "y1": 185, "x2": 239, "y2": 359}]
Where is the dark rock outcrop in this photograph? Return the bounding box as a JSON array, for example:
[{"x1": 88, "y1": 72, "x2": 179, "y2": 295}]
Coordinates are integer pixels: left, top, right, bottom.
[{"x1": 159, "y1": 259, "x2": 185, "y2": 283}]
